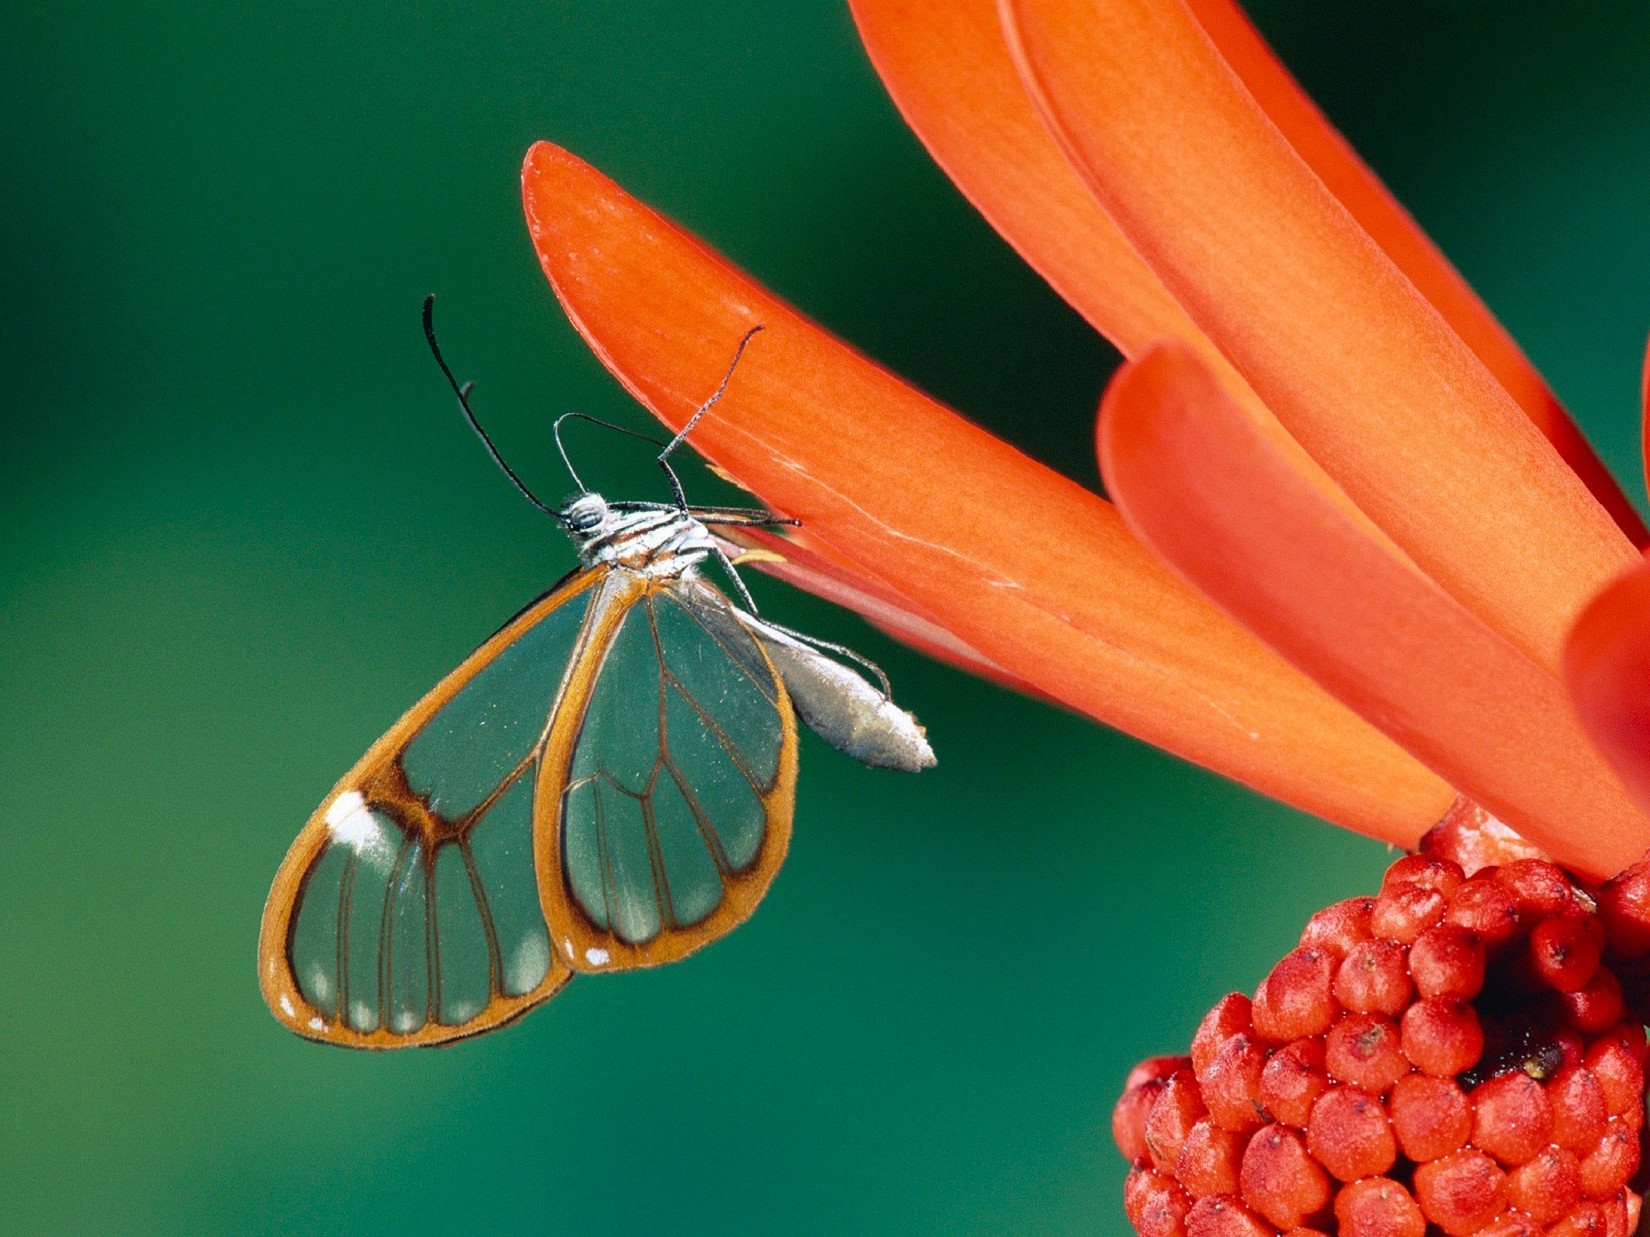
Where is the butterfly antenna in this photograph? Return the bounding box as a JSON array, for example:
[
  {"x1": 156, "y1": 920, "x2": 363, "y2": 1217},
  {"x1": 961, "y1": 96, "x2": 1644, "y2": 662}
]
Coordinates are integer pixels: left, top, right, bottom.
[
  {"x1": 657, "y1": 325, "x2": 765, "y2": 464},
  {"x1": 422, "y1": 295, "x2": 564, "y2": 523},
  {"x1": 653, "y1": 324, "x2": 764, "y2": 511},
  {"x1": 550, "y1": 412, "x2": 667, "y2": 496}
]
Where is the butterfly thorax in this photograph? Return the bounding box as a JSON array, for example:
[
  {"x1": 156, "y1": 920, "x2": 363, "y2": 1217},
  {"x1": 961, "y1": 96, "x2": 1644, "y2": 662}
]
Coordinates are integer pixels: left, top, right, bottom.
[{"x1": 560, "y1": 492, "x2": 716, "y2": 577}]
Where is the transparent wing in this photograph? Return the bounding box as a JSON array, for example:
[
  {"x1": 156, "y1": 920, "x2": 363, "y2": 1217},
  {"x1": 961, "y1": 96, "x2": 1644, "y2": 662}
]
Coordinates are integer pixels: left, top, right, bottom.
[
  {"x1": 539, "y1": 576, "x2": 798, "y2": 972},
  {"x1": 258, "y1": 569, "x2": 605, "y2": 1047}
]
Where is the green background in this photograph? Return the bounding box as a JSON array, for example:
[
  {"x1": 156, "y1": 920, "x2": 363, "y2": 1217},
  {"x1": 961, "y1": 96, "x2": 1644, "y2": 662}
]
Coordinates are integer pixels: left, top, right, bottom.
[{"x1": 6, "y1": 1, "x2": 1649, "y2": 1231}]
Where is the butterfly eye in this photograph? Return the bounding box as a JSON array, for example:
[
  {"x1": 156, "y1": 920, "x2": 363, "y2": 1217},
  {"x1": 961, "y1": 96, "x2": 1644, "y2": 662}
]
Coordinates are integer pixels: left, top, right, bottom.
[{"x1": 563, "y1": 494, "x2": 608, "y2": 534}]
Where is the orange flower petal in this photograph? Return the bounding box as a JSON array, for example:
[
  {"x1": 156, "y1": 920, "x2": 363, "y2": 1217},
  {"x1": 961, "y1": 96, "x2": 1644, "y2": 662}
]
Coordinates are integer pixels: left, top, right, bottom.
[
  {"x1": 1184, "y1": 0, "x2": 1647, "y2": 547},
  {"x1": 1642, "y1": 334, "x2": 1650, "y2": 503},
  {"x1": 1002, "y1": 0, "x2": 1638, "y2": 671},
  {"x1": 1565, "y1": 557, "x2": 1650, "y2": 820},
  {"x1": 1099, "y1": 343, "x2": 1650, "y2": 880},
  {"x1": 850, "y1": 0, "x2": 1645, "y2": 545},
  {"x1": 849, "y1": 0, "x2": 1203, "y2": 356},
  {"x1": 521, "y1": 141, "x2": 1451, "y2": 840}
]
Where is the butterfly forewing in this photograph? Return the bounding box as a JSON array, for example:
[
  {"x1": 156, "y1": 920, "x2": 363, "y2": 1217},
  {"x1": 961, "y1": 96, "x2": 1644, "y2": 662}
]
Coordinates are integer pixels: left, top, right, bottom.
[
  {"x1": 259, "y1": 569, "x2": 606, "y2": 1047},
  {"x1": 539, "y1": 576, "x2": 798, "y2": 972}
]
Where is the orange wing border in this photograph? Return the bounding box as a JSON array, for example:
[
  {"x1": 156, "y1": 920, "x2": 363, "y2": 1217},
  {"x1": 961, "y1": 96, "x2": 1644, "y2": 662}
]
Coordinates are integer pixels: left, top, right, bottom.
[
  {"x1": 535, "y1": 576, "x2": 800, "y2": 973},
  {"x1": 257, "y1": 567, "x2": 607, "y2": 1048}
]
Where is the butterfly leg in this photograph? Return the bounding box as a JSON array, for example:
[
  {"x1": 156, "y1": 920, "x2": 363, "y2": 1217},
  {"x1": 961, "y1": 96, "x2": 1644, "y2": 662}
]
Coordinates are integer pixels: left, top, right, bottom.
[{"x1": 708, "y1": 543, "x2": 764, "y2": 616}]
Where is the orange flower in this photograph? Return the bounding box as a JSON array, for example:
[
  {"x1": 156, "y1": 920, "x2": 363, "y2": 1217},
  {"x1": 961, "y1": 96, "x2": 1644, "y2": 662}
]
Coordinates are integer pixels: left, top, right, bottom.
[{"x1": 520, "y1": 0, "x2": 1650, "y2": 884}]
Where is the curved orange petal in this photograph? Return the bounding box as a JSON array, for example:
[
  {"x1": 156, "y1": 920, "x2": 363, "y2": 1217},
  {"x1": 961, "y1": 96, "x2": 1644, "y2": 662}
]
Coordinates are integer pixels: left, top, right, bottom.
[
  {"x1": 521, "y1": 141, "x2": 1452, "y2": 841},
  {"x1": 1002, "y1": 0, "x2": 1638, "y2": 673},
  {"x1": 1099, "y1": 343, "x2": 1650, "y2": 880},
  {"x1": 849, "y1": 0, "x2": 1204, "y2": 356},
  {"x1": 1566, "y1": 557, "x2": 1650, "y2": 819},
  {"x1": 850, "y1": 0, "x2": 1645, "y2": 545},
  {"x1": 1642, "y1": 333, "x2": 1650, "y2": 504},
  {"x1": 1184, "y1": 0, "x2": 1647, "y2": 547}
]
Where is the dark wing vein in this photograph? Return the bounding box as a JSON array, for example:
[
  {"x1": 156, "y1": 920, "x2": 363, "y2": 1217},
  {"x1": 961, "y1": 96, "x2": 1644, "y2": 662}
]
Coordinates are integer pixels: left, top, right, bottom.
[
  {"x1": 458, "y1": 839, "x2": 505, "y2": 998},
  {"x1": 669, "y1": 590, "x2": 781, "y2": 707},
  {"x1": 664, "y1": 675, "x2": 767, "y2": 793},
  {"x1": 423, "y1": 851, "x2": 441, "y2": 1024},
  {"x1": 377, "y1": 834, "x2": 416, "y2": 1030},
  {"x1": 664, "y1": 760, "x2": 734, "y2": 877},
  {"x1": 336, "y1": 851, "x2": 359, "y2": 1022}
]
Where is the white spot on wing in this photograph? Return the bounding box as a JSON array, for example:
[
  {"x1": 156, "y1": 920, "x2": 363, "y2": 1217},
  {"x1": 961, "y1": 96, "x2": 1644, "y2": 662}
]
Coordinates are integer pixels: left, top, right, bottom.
[
  {"x1": 325, "y1": 790, "x2": 394, "y2": 863},
  {"x1": 325, "y1": 790, "x2": 366, "y2": 830},
  {"x1": 585, "y1": 947, "x2": 610, "y2": 967},
  {"x1": 279, "y1": 995, "x2": 294, "y2": 1017},
  {"x1": 506, "y1": 935, "x2": 552, "y2": 993},
  {"x1": 307, "y1": 1017, "x2": 325, "y2": 1032}
]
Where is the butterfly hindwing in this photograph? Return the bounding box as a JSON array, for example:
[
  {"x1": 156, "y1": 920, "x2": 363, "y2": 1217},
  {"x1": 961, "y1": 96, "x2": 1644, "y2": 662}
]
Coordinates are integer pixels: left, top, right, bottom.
[
  {"x1": 538, "y1": 574, "x2": 799, "y2": 972},
  {"x1": 257, "y1": 569, "x2": 608, "y2": 1047}
]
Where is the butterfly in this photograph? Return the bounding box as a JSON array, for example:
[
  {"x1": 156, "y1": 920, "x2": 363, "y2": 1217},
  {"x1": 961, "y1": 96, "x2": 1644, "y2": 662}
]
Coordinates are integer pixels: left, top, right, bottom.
[{"x1": 258, "y1": 303, "x2": 935, "y2": 1048}]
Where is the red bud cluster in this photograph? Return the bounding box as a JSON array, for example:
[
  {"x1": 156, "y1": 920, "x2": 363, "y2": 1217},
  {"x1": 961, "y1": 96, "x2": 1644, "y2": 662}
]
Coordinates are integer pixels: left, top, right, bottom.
[{"x1": 1113, "y1": 851, "x2": 1649, "y2": 1235}]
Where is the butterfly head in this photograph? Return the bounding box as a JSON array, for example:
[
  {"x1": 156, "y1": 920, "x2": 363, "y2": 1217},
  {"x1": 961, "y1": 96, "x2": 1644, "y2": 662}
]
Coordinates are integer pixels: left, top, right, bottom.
[{"x1": 560, "y1": 491, "x2": 610, "y2": 538}]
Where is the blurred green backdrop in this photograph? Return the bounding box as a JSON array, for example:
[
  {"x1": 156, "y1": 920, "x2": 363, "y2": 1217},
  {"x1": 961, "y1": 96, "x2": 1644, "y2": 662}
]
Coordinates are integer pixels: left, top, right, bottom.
[{"x1": 5, "y1": 1, "x2": 1649, "y2": 1231}]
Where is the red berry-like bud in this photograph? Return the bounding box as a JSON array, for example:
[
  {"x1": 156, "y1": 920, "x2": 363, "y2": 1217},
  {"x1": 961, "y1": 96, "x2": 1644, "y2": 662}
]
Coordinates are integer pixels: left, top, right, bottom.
[
  {"x1": 1305, "y1": 1087, "x2": 1396, "y2": 1181},
  {"x1": 1419, "y1": 800, "x2": 1545, "y2": 874},
  {"x1": 1144, "y1": 1071, "x2": 1206, "y2": 1173},
  {"x1": 1125, "y1": 1055, "x2": 1194, "y2": 1093},
  {"x1": 1333, "y1": 1176, "x2": 1424, "y2": 1237},
  {"x1": 1237, "y1": 1124, "x2": 1329, "y2": 1230},
  {"x1": 1579, "y1": 1119, "x2": 1639, "y2": 1199},
  {"x1": 1505, "y1": 1146, "x2": 1583, "y2": 1223},
  {"x1": 1606, "y1": 1017, "x2": 1647, "y2": 1061},
  {"x1": 1412, "y1": 1149, "x2": 1507, "y2": 1235},
  {"x1": 1198, "y1": 1036, "x2": 1267, "y2": 1133},
  {"x1": 1112, "y1": 851, "x2": 1642, "y2": 1237},
  {"x1": 1333, "y1": 939, "x2": 1412, "y2": 1016},
  {"x1": 1382, "y1": 854, "x2": 1465, "y2": 896},
  {"x1": 1399, "y1": 997, "x2": 1483, "y2": 1076},
  {"x1": 1388, "y1": 1071, "x2": 1470, "y2": 1160},
  {"x1": 1299, "y1": 897, "x2": 1374, "y2": 960},
  {"x1": 1371, "y1": 883, "x2": 1446, "y2": 944},
  {"x1": 1443, "y1": 878, "x2": 1520, "y2": 945},
  {"x1": 1116, "y1": 1058, "x2": 1190, "y2": 1163},
  {"x1": 1550, "y1": 1066, "x2": 1610, "y2": 1154},
  {"x1": 1174, "y1": 1121, "x2": 1244, "y2": 1198},
  {"x1": 1323, "y1": 1013, "x2": 1407, "y2": 1092},
  {"x1": 1114, "y1": 1077, "x2": 1168, "y2": 1164},
  {"x1": 1408, "y1": 924, "x2": 1485, "y2": 1000},
  {"x1": 1125, "y1": 1167, "x2": 1191, "y2": 1237},
  {"x1": 1182, "y1": 1194, "x2": 1271, "y2": 1237},
  {"x1": 1494, "y1": 859, "x2": 1573, "y2": 917},
  {"x1": 1561, "y1": 966, "x2": 1624, "y2": 1033},
  {"x1": 1559, "y1": 1026, "x2": 1589, "y2": 1070},
  {"x1": 1613, "y1": 1190, "x2": 1640, "y2": 1237},
  {"x1": 1252, "y1": 948, "x2": 1337, "y2": 1041},
  {"x1": 1530, "y1": 915, "x2": 1604, "y2": 992},
  {"x1": 1595, "y1": 854, "x2": 1650, "y2": 958},
  {"x1": 1256, "y1": 1037, "x2": 1326, "y2": 1130},
  {"x1": 1583, "y1": 1035, "x2": 1644, "y2": 1117},
  {"x1": 1469, "y1": 1071, "x2": 1554, "y2": 1165},
  {"x1": 1191, "y1": 998, "x2": 1250, "y2": 1076},
  {"x1": 1547, "y1": 1201, "x2": 1609, "y2": 1236}
]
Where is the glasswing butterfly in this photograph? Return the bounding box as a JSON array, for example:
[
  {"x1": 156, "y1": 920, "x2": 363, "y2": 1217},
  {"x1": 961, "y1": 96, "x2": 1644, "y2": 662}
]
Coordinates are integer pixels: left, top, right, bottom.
[{"x1": 258, "y1": 303, "x2": 935, "y2": 1048}]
